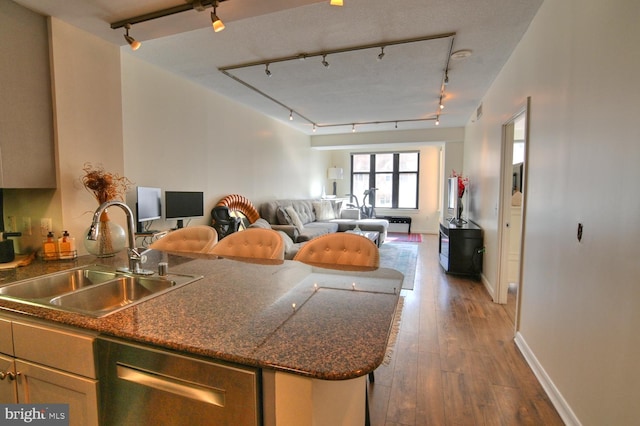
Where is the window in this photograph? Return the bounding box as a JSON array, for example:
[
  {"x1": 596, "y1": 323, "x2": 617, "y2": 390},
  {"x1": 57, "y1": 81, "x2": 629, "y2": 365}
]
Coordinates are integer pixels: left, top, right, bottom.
[{"x1": 350, "y1": 152, "x2": 419, "y2": 209}]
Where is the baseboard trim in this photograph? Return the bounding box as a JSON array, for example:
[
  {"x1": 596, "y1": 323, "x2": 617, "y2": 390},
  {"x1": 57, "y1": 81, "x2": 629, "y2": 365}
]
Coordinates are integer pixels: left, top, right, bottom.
[
  {"x1": 514, "y1": 332, "x2": 581, "y2": 426},
  {"x1": 480, "y1": 272, "x2": 497, "y2": 301}
]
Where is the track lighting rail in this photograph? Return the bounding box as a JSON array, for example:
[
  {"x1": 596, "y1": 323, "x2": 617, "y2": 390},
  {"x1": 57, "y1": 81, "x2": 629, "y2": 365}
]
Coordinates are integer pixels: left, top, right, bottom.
[
  {"x1": 110, "y1": 0, "x2": 228, "y2": 29},
  {"x1": 219, "y1": 32, "x2": 455, "y2": 71},
  {"x1": 219, "y1": 32, "x2": 456, "y2": 132}
]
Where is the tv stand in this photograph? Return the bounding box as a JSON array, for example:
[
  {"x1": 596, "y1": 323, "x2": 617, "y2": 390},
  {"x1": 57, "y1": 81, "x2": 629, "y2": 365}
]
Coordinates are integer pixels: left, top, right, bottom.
[{"x1": 439, "y1": 220, "x2": 484, "y2": 275}]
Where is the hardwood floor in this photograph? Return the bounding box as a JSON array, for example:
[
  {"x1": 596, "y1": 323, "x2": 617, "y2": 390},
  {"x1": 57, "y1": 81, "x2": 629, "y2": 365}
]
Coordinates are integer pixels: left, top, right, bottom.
[{"x1": 368, "y1": 234, "x2": 564, "y2": 425}]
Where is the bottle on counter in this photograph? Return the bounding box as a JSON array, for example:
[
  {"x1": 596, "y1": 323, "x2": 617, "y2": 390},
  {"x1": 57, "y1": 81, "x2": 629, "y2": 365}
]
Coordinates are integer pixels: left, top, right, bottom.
[
  {"x1": 42, "y1": 231, "x2": 58, "y2": 260},
  {"x1": 58, "y1": 230, "x2": 76, "y2": 260}
]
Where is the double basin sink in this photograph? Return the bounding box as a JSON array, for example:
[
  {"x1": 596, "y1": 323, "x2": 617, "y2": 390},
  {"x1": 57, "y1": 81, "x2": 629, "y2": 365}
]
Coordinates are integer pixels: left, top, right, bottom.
[{"x1": 0, "y1": 265, "x2": 202, "y2": 317}]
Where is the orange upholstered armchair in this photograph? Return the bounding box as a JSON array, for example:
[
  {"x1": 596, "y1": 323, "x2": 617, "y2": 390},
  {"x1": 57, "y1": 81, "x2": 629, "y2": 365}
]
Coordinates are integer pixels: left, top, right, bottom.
[
  {"x1": 292, "y1": 232, "x2": 380, "y2": 267},
  {"x1": 149, "y1": 226, "x2": 218, "y2": 254},
  {"x1": 208, "y1": 228, "x2": 285, "y2": 260}
]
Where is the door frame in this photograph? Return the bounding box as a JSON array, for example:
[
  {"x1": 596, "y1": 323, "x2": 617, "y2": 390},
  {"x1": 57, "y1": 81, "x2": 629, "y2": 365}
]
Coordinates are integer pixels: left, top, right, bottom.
[{"x1": 496, "y1": 97, "x2": 530, "y2": 330}]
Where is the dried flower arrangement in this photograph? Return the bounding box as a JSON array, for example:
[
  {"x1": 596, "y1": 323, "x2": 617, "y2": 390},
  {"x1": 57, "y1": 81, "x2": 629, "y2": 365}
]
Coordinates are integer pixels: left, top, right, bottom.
[
  {"x1": 80, "y1": 163, "x2": 133, "y2": 257},
  {"x1": 451, "y1": 169, "x2": 469, "y2": 198},
  {"x1": 81, "y1": 162, "x2": 133, "y2": 204}
]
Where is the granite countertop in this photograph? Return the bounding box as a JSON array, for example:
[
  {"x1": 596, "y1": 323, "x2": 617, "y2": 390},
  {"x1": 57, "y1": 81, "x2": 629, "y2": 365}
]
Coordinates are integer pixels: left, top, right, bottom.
[{"x1": 0, "y1": 250, "x2": 402, "y2": 380}]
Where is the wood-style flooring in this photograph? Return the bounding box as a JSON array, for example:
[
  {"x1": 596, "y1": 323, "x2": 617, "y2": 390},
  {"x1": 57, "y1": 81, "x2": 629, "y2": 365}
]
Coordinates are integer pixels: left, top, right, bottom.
[{"x1": 368, "y1": 234, "x2": 564, "y2": 425}]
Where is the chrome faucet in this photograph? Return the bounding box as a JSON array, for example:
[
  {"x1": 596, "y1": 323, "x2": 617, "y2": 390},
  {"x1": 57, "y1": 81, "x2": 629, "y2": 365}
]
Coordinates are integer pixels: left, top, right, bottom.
[{"x1": 87, "y1": 200, "x2": 154, "y2": 275}]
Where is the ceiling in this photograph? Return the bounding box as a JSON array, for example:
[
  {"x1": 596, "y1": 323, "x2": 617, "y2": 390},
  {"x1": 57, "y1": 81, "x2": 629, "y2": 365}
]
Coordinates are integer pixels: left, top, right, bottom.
[{"x1": 13, "y1": 0, "x2": 542, "y2": 135}]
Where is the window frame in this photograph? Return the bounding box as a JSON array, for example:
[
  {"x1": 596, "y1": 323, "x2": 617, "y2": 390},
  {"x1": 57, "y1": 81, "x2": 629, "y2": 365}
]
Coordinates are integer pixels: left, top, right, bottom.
[{"x1": 350, "y1": 151, "x2": 420, "y2": 209}]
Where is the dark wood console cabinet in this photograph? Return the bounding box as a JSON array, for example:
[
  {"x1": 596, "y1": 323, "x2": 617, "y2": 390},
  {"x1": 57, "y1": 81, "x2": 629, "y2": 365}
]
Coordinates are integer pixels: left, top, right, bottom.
[{"x1": 439, "y1": 221, "x2": 484, "y2": 275}]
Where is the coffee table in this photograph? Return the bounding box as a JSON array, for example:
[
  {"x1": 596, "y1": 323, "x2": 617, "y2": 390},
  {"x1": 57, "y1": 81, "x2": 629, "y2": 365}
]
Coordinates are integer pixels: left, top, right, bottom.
[{"x1": 345, "y1": 230, "x2": 380, "y2": 247}]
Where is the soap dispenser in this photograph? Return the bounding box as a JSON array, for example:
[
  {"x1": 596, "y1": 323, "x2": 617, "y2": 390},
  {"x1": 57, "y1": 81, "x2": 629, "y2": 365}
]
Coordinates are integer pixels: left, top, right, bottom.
[
  {"x1": 43, "y1": 231, "x2": 58, "y2": 260},
  {"x1": 58, "y1": 230, "x2": 76, "y2": 259}
]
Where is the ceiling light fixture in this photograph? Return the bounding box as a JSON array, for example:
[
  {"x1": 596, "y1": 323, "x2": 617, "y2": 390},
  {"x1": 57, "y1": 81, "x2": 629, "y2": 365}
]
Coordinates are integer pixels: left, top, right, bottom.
[
  {"x1": 312, "y1": 124, "x2": 317, "y2": 132},
  {"x1": 289, "y1": 110, "x2": 294, "y2": 121},
  {"x1": 265, "y1": 63, "x2": 271, "y2": 77},
  {"x1": 352, "y1": 124, "x2": 356, "y2": 132},
  {"x1": 211, "y1": 1, "x2": 225, "y2": 32},
  {"x1": 218, "y1": 32, "x2": 457, "y2": 133},
  {"x1": 123, "y1": 24, "x2": 141, "y2": 51},
  {"x1": 377, "y1": 46, "x2": 385, "y2": 61},
  {"x1": 111, "y1": 1, "x2": 229, "y2": 30},
  {"x1": 330, "y1": 0, "x2": 344, "y2": 6}
]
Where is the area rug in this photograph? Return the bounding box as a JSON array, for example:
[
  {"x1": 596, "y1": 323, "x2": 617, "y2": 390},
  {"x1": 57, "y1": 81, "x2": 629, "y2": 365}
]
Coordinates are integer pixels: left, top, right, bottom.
[
  {"x1": 379, "y1": 243, "x2": 418, "y2": 290},
  {"x1": 385, "y1": 232, "x2": 423, "y2": 243}
]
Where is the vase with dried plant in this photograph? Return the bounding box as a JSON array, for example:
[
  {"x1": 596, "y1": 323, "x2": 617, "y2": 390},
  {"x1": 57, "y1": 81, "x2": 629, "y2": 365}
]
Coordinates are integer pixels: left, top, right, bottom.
[{"x1": 81, "y1": 163, "x2": 133, "y2": 257}]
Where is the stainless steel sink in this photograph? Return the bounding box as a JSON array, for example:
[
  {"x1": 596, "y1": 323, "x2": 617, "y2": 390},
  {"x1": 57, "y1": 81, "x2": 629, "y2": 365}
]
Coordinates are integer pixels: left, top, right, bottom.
[
  {"x1": 0, "y1": 265, "x2": 202, "y2": 317},
  {"x1": 0, "y1": 266, "x2": 118, "y2": 299},
  {"x1": 49, "y1": 274, "x2": 195, "y2": 317}
]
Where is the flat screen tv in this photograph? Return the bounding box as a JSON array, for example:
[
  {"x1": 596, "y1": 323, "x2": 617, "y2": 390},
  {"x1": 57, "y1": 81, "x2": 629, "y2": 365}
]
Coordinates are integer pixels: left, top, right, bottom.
[
  {"x1": 136, "y1": 186, "x2": 161, "y2": 232},
  {"x1": 165, "y1": 191, "x2": 204, "y2": 228}
]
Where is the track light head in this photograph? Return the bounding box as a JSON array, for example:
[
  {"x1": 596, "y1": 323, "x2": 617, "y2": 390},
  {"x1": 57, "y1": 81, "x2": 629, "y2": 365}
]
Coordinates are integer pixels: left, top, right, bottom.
[
  {"x1": 211, "y1": 2, "x2": 225, "y2": 32},
  {"x1": 322, "y1": 54, "x2": 330, "y2": 68},
  {"x1": 444, "y1": 71, "x2": 449, "y2": 85},
  {"x1": 123, "y1": 23, "x2": 141, "y2": 51},
  {"x1": 377, "y1": 46, "x2": 385, "y2": 61},
  {"x1": 289, "y1": 110, "x2": 294, "y2": 121},
  {"x1": 265, "y1": 63, "x2": 272, "y2": 77},
  {"x1": 435, "y1": 116, "x2": 440, "y2": 126}
]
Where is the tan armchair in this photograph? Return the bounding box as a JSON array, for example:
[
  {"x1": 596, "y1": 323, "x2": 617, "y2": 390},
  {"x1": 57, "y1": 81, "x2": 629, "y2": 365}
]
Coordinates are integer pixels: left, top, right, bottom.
[
  {"x1": 208, "y1": 228, "x2": 285, "y2": 260},
  {"x1": 149, "y1": 226, "x2": 218, "y2": 254},
  {"x1": 293, "y1": 232, "x2": 380, "y2": 267}
]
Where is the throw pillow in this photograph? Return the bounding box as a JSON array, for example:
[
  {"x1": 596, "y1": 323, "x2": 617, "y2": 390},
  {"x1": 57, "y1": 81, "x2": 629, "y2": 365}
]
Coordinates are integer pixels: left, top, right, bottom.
[
  {"x1": 276, "y1": 207, "x2": 291, "y2": 225},
  {"x1": 285, "y1": 206, "x2": 305, "y2": 232},
  {"x1": 313, "y1": 201, "x2": 336, "y2": 221}
]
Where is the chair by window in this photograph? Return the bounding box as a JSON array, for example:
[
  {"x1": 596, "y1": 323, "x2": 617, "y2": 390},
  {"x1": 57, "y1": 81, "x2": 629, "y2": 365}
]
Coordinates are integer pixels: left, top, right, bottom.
[
  {"x1": 292, "y1": 232, "x2": 379, "y2": 268},
  {"x1": 149, "y1": 226, "x2": 218, "y2": 254},
  {"x1": 208, "y1": 228, "x2": 285, "y2": 260}
]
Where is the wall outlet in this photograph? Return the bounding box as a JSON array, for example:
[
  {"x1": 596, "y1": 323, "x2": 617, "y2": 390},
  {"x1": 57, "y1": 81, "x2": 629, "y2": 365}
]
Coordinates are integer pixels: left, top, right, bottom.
[
  {"x1": 40, "y1": 218, "x2": 52, "y2": 236},
  {"x1": 6, "y1": 216, "x2": 17, "y2": 233},
  {"x1": 22, "y1": 217, "x2": 32, "y2": 236}
]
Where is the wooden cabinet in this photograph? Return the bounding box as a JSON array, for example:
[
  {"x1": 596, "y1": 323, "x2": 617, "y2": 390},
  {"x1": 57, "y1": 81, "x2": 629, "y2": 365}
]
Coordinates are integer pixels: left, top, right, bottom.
[
  {"x1": 439, "y1": 221, "x2": 484, "y2": 275},
  {"x1": 0, "y1": 0, "x2": 56, "y2": 188},
  {"x1": 0, "y1": 315, "x2": 99, "y2": 426}
]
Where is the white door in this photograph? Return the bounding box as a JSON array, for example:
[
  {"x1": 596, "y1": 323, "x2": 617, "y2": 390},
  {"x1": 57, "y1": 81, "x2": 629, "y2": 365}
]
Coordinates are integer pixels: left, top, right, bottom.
[{"x1": 496, "y1": 98, "x2": 529, "y2": 329}]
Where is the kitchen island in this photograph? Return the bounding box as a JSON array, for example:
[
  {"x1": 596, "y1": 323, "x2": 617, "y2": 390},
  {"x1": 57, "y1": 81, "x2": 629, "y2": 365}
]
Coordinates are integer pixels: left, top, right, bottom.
[{"x1": 0, "y1": 250, "x2": 403, "y2": 425}]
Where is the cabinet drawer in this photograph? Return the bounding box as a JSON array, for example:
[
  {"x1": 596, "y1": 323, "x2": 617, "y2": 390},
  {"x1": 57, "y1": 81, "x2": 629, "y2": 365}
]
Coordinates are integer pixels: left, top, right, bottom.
[
  {"x1": 12, "y1": 321, "x2": 97, "y2": 378},
  {"x1": 0, "y1": 318, "x2": 13, "y2": 356}
]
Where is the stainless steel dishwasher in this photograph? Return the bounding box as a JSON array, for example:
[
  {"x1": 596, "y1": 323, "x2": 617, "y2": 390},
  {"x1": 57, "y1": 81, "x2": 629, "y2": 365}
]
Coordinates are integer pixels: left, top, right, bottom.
[{"x1": 97, "y1": 337, "x2": 261, "y2": 425}]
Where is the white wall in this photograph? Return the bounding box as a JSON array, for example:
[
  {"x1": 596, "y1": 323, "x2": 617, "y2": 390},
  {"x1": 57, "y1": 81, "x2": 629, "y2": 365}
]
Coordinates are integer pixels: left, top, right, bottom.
[
  {"x1": 464, "y1": 0, "x2": 640, "y2": 424},
  {"x1": 50, "y1": 18, "x2": 125, "y2": 253},
  {"x1": 120, "y1": 54, "x2": 326, "y2": 231}
]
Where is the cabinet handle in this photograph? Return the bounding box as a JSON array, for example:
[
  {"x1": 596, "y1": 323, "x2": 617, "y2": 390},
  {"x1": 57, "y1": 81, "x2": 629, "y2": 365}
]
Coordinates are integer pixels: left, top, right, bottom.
[{"x1": 0, "y1": 371, "x2": 18, "y2": 381}]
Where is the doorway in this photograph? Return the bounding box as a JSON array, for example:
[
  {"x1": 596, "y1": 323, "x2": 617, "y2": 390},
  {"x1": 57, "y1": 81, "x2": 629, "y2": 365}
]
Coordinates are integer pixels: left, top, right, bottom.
[{"x1": 496, "y1": 98, "x2": 529, "y2": 328}]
